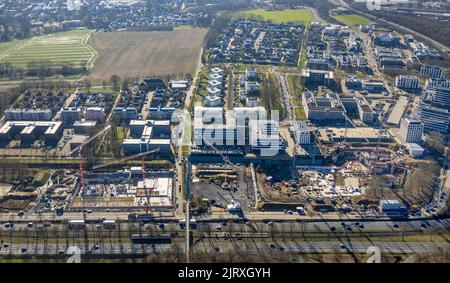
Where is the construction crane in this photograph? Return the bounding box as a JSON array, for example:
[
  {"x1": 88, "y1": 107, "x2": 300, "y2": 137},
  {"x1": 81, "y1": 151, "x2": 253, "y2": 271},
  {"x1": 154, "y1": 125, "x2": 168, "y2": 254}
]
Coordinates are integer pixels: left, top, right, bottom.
[
  {"x1": 69, "y1": 124, "x2": 112, "y2": 156},
  {"x1": 203, "y1": 139, "x2": 236, "y2": 189},
  {"x1": 92, "y1": 148, "x2": 160, "y2": 214},
  {"x1": 202, "y1": 139, "x2": 241, "y2": 212},
  {"x1": 92, "y1": 148, "x2": 160, "y2": 170},
  {"x1": 69, "y1": 124, "x2": 112, "y2": 194},
  {"x1": 203, "y1": 139, "x2": 234, "y2": 167}
]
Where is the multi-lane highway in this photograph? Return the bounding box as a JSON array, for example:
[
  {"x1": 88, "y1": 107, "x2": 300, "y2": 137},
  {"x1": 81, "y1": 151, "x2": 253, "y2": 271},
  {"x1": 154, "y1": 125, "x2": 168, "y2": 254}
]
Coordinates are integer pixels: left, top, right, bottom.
[{"x1": 1, "y1": 217, "x2": 449, "y2": 258}]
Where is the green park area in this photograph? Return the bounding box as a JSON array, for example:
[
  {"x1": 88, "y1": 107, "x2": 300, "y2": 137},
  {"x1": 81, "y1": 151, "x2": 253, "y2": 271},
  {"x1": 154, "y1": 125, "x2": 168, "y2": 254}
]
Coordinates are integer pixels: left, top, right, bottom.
[
  {"x1": 333, "y1": 14, "x2": 375, "y2": 26},
  {"x1": 0, "y1": 29, "x2": 96, "y2": 69},
  {"x1": 236, "y1": 8, "x2": 313, "y2": 25}
]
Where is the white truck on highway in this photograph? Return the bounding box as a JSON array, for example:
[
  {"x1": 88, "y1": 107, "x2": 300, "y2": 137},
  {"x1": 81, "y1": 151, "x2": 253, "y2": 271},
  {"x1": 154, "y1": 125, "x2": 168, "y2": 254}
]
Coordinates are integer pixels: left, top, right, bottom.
[{"x1": 68, "y1": 220, "x2": 86, "y2": 230}]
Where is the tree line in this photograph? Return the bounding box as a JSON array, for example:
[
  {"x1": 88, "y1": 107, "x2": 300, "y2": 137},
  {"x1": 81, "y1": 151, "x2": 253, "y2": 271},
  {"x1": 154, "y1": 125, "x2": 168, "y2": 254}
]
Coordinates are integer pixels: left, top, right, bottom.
[
  {"x1": 0, "y1": 60, "x2": 88, "y2": 78},
  {"x1": 0, "y1": 15, "x2": 31, "y2": 42}
]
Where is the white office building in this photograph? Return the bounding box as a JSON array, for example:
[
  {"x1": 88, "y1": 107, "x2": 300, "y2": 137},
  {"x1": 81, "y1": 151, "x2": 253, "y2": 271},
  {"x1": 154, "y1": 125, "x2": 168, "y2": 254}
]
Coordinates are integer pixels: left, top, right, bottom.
[
  {"x1": 416, "y1": 103, "x2": 450, "y2": 134},
  {"x1": 84, "y1": 107, "x2": 105, "y2": 121},
  {"x1": 5, "y1": 109, "x2": 52, "y2": 121},
  {"x1": 430, "y1": 86, "x2": 450, "y2": 107},
  {"x1": 399, "y1": 118, "x2": 423, "y2": 143},
  {"x1": 420, "y1": 65, "x2": 445, "y2": 79},
  {"x1": 290, "y1": 121, "x2": 312, "y2": 145},
  {"x1": 395, "y1": 75, "x2": 420, "y2": 90},
  {"x1": 60, "y1": 107, "x2": 82, "y2": 123}
]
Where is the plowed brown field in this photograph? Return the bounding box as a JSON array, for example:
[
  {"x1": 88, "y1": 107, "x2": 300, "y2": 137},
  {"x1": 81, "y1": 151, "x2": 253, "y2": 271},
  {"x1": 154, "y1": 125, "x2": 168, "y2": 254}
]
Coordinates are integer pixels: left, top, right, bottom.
[{"x1": 88, "y1": 29, "x2": 206, "y2": 82}]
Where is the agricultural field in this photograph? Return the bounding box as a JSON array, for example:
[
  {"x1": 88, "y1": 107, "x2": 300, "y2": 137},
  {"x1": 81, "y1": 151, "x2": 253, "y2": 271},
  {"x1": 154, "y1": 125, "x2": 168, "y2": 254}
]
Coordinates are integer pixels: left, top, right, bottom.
[
  {"x1": 235, "y1": 8, "x2": 313, "y2": 25},
  {"x1": 88, "y1": 29, "x2": 207, "y2": 82},
  {"x1": 333, "y1": 14, "x2": 375, "y2": 26},
  {"x1": 0, "y1": 29, "x2": 96, "y2": 69}
]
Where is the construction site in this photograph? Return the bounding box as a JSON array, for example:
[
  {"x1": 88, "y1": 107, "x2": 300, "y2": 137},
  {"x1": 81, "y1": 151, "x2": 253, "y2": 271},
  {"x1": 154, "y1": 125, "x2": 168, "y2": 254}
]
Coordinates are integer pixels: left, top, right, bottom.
[
  {"x1": 69, "y1": 173, "x2": 174, "y2": 211},
  {"x1": 189, "y1": 163, "x2": 257, "y2": 215},
  {"x1": 66, "y1": 135, "x2": 173, "y2": 212},
  {"x1": 251, "y1": 141, "x2": 414, "y2": 216}
]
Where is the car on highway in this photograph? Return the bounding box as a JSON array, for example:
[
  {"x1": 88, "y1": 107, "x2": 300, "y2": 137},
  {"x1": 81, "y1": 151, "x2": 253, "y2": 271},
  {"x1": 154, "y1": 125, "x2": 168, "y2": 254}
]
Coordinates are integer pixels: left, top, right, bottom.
[
  {"x1": 2, "y1": 243, "x2": 10, "y2": 248},
  {"x1": 27, "y1": 222, "x2": 33, "y2": 228},
  {"x1": 4, "y1": 223, "x2": 14, "y2": 228},
  {"x1": 393, "y1": 223, "x2": 399, "y2": 228},
  {"x1": 20, "y1": 247, "x2": 27, "y2": 253},
  {"x1": 340, "y1": 244, "x2": 346, "y2": 249}
]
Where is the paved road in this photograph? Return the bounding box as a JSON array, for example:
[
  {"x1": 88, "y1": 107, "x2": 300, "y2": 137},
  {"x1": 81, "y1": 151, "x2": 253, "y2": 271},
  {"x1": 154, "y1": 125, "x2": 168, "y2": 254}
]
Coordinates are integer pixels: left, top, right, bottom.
[
  {"x1": 269, "y1": 68, "x2": 293, "y2": 125},
  {"x1": 193, "y1": 239, "x2": 450, "y2": 255},
  {"x1": 307, "y1": 7, "x2": 324, "y2": 23},
  {"x1": 1, "y1": 237, "x2": 447, "y2": 258},
  {"x1": 1, "y1": 219, "x2": 448, "y2": 259},
  {"x1": 2, "y1": 217, "x2": 450, "y2": 235}
]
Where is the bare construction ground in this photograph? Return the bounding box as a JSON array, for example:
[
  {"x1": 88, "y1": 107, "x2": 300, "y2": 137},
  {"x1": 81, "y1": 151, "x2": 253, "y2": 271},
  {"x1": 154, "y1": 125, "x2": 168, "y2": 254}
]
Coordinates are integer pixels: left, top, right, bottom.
[{"x1": 88, "y1": 30, "x2": 207, "y2": 82}]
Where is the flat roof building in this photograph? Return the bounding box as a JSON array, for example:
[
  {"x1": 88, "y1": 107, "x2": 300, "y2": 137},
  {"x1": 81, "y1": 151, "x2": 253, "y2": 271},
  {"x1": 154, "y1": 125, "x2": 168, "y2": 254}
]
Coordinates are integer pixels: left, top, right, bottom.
[
  {"x1": 290, "y1": 121, "x2": 312, "y2": 145},
  {"x1": 302, "y1": 92, "x2": 346, "y2": 121},
  {"x1": 5, "y1": 109, "x2": 52, "y2": 121},
  {"x1": 416, "y1": 103, "x2": 450, "y2": 134},
  {"x1": 400, "y1": 118, "x2": 423, "y2": 144},
  {"x1": 302, "y1": 69, "x2": 334, "y2": 86},
  {"x1": 0, "y1": 121, "x2": 63, "y2": 143},
  {"x1": 73, "y1": 120, "x2": 97, "y2": 135}
]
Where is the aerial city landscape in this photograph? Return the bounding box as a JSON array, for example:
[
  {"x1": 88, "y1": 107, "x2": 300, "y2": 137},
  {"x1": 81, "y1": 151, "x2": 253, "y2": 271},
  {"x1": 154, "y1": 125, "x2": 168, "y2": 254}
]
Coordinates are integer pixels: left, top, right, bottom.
[{"x1": 0, "y1": 0, "x2": 449, "y2": 264}]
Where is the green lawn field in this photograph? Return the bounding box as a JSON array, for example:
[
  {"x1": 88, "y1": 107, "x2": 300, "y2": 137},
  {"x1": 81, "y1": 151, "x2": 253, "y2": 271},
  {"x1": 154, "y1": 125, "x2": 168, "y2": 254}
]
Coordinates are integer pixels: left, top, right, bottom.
[
  {"x1": 0, "y1": 29, "x2": 96, "y2": 69},
  {"x1": 333, "y1": 14, "x2": 375, "y2": 26},
  {"x1": 236, "y1": 8, "x2": 313, "y2": 25}
]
